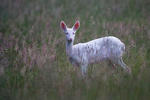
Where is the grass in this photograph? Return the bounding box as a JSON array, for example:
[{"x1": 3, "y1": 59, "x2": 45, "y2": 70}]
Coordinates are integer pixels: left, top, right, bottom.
[{"x1": 0, "y1": 0, "x2": 150, "y2": 100}]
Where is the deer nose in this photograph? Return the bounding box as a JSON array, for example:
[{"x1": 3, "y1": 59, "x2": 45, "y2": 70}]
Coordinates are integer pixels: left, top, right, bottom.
[{"x1": 68, "y1": 38, "x2": 72, "y2": 42}]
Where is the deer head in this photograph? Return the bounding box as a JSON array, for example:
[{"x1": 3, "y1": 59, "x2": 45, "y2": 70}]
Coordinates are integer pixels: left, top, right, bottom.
[{"x1": 60, "y1": 21, "x2": 80, "y2": 44}]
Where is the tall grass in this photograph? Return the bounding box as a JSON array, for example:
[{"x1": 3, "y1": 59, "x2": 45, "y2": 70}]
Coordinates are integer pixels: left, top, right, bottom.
[{"x1": 0, "y1": 0, "x2": 150, "y2": 100}]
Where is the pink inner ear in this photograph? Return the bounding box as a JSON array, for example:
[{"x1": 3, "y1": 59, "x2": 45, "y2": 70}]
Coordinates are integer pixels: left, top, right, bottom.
[
  {"x1": 74, "y1": 21, "x2": 80, "y2": 30},
  {"x1": 61, "y1": 22, "x2": 66, "y2": 30}
]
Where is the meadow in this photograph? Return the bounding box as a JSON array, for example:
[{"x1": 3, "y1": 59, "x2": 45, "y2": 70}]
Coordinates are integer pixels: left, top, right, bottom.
[{"x1": 0, "y1": 0, "x2": 150, "y2": 100}]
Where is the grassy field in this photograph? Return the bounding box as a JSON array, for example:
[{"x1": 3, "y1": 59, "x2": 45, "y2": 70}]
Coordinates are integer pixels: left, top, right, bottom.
[{"x1": 0, "y1": 0, "x2": 150, "y2": 100}]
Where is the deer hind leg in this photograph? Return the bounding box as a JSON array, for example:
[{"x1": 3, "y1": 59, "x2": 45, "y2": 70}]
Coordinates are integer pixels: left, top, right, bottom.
[
  {"x1": 108, "y1": 60, "x2": 116, "y2": 69},
  {"x1": 117, "y1": 57, "x2": 131, "y2": 73}
]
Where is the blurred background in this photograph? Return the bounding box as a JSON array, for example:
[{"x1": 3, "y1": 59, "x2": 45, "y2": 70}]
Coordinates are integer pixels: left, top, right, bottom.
[{"x1": 0, "y1": 0, "x2": 150, "y2": 100}]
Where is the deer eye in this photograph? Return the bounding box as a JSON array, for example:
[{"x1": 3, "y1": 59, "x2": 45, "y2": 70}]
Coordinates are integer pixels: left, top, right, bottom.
[{"x1": 65, "y1": 32, "x2": 68, "y2": 35}]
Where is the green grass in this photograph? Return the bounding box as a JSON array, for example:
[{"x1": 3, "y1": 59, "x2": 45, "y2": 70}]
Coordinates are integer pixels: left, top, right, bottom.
[{"x1": 0, "y1": 0, "x2": 150, "y2": 100}]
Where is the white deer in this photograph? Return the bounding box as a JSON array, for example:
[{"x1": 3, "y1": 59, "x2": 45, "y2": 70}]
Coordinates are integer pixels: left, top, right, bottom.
[{"x1": 60, "y1": 20, "x2": 130, "y2": 76}]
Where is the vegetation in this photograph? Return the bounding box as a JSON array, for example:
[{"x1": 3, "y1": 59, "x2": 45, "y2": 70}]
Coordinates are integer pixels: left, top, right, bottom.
[{"x1": 0, "y1": 0, "x2": 150, "y2": 100}]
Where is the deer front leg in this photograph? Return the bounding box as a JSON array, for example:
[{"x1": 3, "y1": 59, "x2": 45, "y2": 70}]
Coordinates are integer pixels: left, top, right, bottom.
[{"x1": 81, "y1": 64, "x2": 88, "y2": 76}]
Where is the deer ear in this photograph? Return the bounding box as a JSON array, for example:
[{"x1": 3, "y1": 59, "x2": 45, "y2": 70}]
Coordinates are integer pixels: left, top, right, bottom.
[
  {"x1": 73, "y1": 21, "x2": 80, "y2": 31},
  {"x1": 60, "y1": 21, "x2": 67, "y2": 31}
]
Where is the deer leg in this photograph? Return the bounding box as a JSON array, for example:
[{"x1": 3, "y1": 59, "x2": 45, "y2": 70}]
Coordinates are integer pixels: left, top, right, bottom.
[
  {"x1": 81, "y1": 64, "x2": 88, "y2": 76},
  {"x1": 118, "y1": 57, "x2": 131, "y2": 73},
  {"x1": 109, "y1": 60, "x2": 116, "y2": 69}
]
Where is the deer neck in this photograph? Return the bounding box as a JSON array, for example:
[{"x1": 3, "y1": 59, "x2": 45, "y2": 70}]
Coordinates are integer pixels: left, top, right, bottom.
[{"x1": 66, "y1": 41, "x2": 74, "y2": 56}]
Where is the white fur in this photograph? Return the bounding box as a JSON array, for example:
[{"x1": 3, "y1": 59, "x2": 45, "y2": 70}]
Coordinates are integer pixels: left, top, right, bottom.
[{"x1": 60, "y1": 21, "x2": 130, "y2": 76}]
